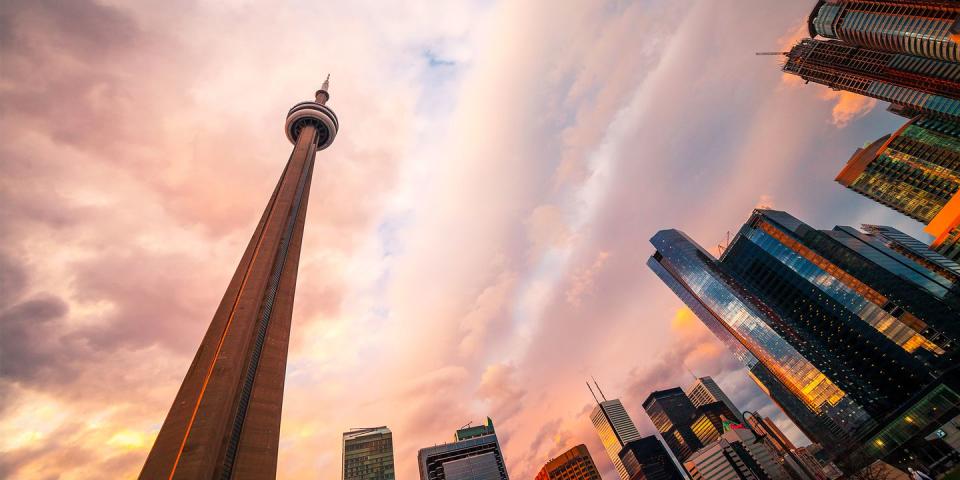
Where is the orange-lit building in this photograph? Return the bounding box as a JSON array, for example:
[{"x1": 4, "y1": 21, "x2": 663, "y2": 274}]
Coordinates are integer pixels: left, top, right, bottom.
[
  {"x1": 836, "y1": 115, "x2": 960, "y2": 260},
  {"x1": 535, "y1": 445, "x2": 602, "y2": 480}
]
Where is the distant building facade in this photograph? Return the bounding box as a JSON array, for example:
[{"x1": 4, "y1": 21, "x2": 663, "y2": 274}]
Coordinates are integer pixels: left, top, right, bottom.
[
  {"x1": 343, "y1": 427, "x2": 395, "y2": 480},
  {"x1": 643, "y1": 388, "x2": 706, "y2": 462},
  {"x1": 648, "y1": 209, "x2": 960, "y2": 472},
  {"x1": 743, "y1": 413, "x2": 795, "y2": 457},
  {"x1": 418, "y1": 418, "x2": 509, "y2": 480},
  {"x1": 684, "y1": 429, "x2": 789, "y2": 480},
  {"x1": 535, "y1": 444, "x2": 602, "y2": 480},
  {"x1": 687, "y1": 377, "x2": 744, "y2": 422},
  {"x1": 618, "y1": 437, "x2": 685, "y2": 480}
]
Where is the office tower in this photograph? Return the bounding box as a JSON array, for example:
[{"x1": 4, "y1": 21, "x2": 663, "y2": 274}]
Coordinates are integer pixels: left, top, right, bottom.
[
  {"x1": 690, "y1": 402, "x2": 740, "y2": 446},
  {"x1": 782, "y1": 38, "x2": 960, "y2": 123},
  {"x1": 418, "y1": 418, "x2": 510, "y2": 480},
  {"x1": 684, "y1": 429, "x2": 789, "y2": 480},
  {"x1": 807, "y1": 0, "x2": 960, "y2": 62},
  {"x1": 743, "y1": 413, "x2": 795, "y2": 457},
  {"x1": 534, "y1": 445, "x2": 602, "y2": 480},
  {"x1": 587, "y1": 382, "x2": 643, "y2": 480},
  {"x1": 648, "y1": 209, "x2": 960, "y2": 471},
  {"x1": 139, "y1": 80, "x2": 339, "y2": 479},
  {"x1": 642, "y1": 388, "x2": 704, "y2": 463},
  {"x1": 343, "y1": 427, "x2": 395, "y2": 480},
  {"x1": 835, "y1": 115, "x2": 960, "y2": 260},
  {"x1": 861, "y1": 224, "x2": 960, "y2": 281},
  {"x1": 618, "y1": 437, "x2": 685, "y2": 480},
  {"x1": 686, "y1": 376, "x2": 744, "y2": 422}
]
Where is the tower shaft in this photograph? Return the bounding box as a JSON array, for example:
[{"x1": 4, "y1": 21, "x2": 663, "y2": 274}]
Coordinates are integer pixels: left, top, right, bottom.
[{"x1": 141, "y1": 121, "x2": 325, "y2": 479}]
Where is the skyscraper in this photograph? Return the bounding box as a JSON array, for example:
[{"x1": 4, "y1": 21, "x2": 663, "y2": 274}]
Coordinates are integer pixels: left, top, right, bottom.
[
  {"x1": 782, "y1": 38, "x2": 960, "y2": 123},
  {"x1": 743, "y1": 413, "x2": 795, "y2": 457},
  {"x1": 686, "y1": 376, "x2": 743, "y2": 423},
  {"x1": 343, "y1": 427, "x2": 395, "y2": 480},
  {"x1": 642, "y1": 388, "x2": 704, "y2": 463},
  {"x1": 648, "y1": 209, "x2": 960, "y2": 471},
  {"x1": 617, "y1": 437, "x2": 685, "y2": 480},
  {"x1": 535, "y1": 445, "x2": 602, "y2": 480},
  {"x1": 587, "y1": 382, "x2": 643, "y2": 480},
  {"x1": 418, "y1": 418, "x2": 510, "y2": 480},
  {"x1": 835, "y1": 115, "x2": 960, "y2": 260},
  {"x1": 807, "y1": 0, "x2": 960, "y2": 63},
  {"x1": 683, "y1": 428, "x2": 789, "y2": 480},
  {"x1": 139, "y1": 80, "x2": 339, "y2": 479}
]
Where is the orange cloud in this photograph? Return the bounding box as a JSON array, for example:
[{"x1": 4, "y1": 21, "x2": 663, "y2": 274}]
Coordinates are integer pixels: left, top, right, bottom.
[{"x1": 818, "y1": 89, "x2": 878, "y2": 128}]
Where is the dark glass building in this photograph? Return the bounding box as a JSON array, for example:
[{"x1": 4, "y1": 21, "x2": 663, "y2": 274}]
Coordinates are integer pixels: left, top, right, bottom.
[
  {"x1": 648, "y1": 209, "x2": 960, "y2": 472},
  {"x1": 836, "y1": 115, "x2": 960, "y2": 261},
  {"x1": 418, "y1": 418, "x2": 509, "y2": 480},
  {"x1": 691, "y1": 401, "x2": 740, "y2": 446},
  {"x1": 808, "y1": 0, "x2": 960, "y2": 63},
  {"x1": 782, "y1": 38, "x2": 960, "y2": 122},
  {"x1": 618, "y1": 437, "x2": 685, "y2": 480},
  {"x1": 642, "y1": 388, "x2": 704, "y2": 462}
]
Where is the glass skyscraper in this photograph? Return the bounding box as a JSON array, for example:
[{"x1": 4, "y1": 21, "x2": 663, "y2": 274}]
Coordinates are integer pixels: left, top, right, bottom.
[
  {"x1": 642, "y1": 388, "x2": 704, "y2": 462},
  {"x1": 686, "y1": 376, "x2": 744, "y2": 423},
  {"x1": 648, "y1": 209, "x2": 960, "y2": 471},
  {"x1": 808, "y1": 0, "x2": 960, "y2": 63},
  {"x1": 418, "y1": 418, "x2": 510, "y2": 480},
  {"x1": 836, "y1": 115, "x2": 960, "y2": 260},
  {"x1": 618, "y1": 437, "x2": 685, "y2": 480},
  {"x1": 343, "y1": 427, "x2": 395, "y2": 480}
]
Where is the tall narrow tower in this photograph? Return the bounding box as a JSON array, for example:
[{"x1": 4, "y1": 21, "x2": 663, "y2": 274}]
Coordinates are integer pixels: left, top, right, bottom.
[{"x1": 139, "y1": 79, "x2": 339, "y2": 480}]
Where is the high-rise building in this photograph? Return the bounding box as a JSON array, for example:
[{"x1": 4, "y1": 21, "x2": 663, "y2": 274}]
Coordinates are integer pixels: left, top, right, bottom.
[
  {"x1": 743, "y1": 413, "x2": 795, "y2": 457},
  {"x1": 686, "y1": 376, "x2": 744, "y2": 422},
  {"x1": 690, "y1": 401, "x2": 739, "y2": 446},
  {"x1": 782, "y1": 38, "x2": 960, "y2": 123},
  {"x1": 343, "y1": 427, "x2": 395, "y2": 480},
  {"x1": 684, "y1": 429, "x2": 789, "y2": 480},
  {"x1": 418, "y1": 418, "x2": 510, "y2": 480},
  {"x1": 642, "y1": 388, "x2": 704, "y2": 463},
  {"x1": 861, "y1": 224, "x2": 960, "y2": 281},
  {"x1": 139, "y1": 80, "x2": 339, "y2": 479},
  {"x1": 648, "y1": 209, "x2": 960, "y2": 471},
  {"x1": 534, "y1": 445, "x2": 602, "y2": 480},
  {"x1": 807, "y1": 1, "x2": 960, "y2": 63},
  {"x1": 618, "y1": 437, "x2": 686, "y2": 480},
  {"x1": 835, "y1": 115, "x2": 960, "y2": 260},
  {"x1": 588, "y1": 383, "x2": 643, "y2": 480}
]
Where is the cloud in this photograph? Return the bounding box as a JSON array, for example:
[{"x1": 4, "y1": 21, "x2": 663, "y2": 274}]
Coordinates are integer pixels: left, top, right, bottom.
[{"x1": 819, "y1": 90, "x2": 878, "y2": 128}]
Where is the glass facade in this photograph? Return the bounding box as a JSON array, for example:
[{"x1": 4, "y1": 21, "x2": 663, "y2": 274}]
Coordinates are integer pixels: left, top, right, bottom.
[
  {"x1": 642, "y1": 388, "x2": 705, "y2": 462},
  {"x1": 782, "y1": 39, "x2": 960, "y2": 122},
  {"x1": 590, "y1": 399, "x2": 643, "y2": 480},
  {"x1": 809, "y1": 1, "x2": 960, "y2": 62},
  {"x1": 418, "y1": 420, "x2": 509, "y2": 480},
  {"x1": 648, "y1": 210, "x2": 960, "y2": 469},
  {"x1": 686, "y1": 376, "x2": 744, "y2": 423},
  {"x1": 618, "y1": 437, "x2": 685, "y2": 480},
  {"x1": 343, "y1": 427, "x2": 396, "y2": 480}
]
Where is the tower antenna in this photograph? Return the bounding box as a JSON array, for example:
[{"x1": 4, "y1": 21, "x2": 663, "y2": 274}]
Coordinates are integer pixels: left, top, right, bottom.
[
  {"x1": 592, "y1": 376, "x2": 608, "y2": 402},
  {"x1": 587, "y1": 381, "x2": 600, "y2": 404},
  {"x1": 683, "y1": 362, "x2": 698, "y2": 382}
]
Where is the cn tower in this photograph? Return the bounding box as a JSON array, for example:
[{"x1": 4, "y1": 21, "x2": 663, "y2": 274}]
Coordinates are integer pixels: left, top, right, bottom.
[{"x1": 140, "y1": 78, "x2": 339, "y2": 479}]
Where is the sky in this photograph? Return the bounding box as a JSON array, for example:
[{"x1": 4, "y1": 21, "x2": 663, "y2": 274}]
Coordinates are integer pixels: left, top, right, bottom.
[{"x1": 0, "y1": 1, "x2": 933, "y2": 479}]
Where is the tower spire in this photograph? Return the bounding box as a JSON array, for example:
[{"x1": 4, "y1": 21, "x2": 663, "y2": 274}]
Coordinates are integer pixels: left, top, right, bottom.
[
  {"x1": 587, "y1": 381, "x2": 600, "y2": 404},
  {"x1": 316, "y1": 74, "x2": 331, "y2": 105},
  {"x1": 592, "y1": 376, "x2": 608, "y2": 402}
]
